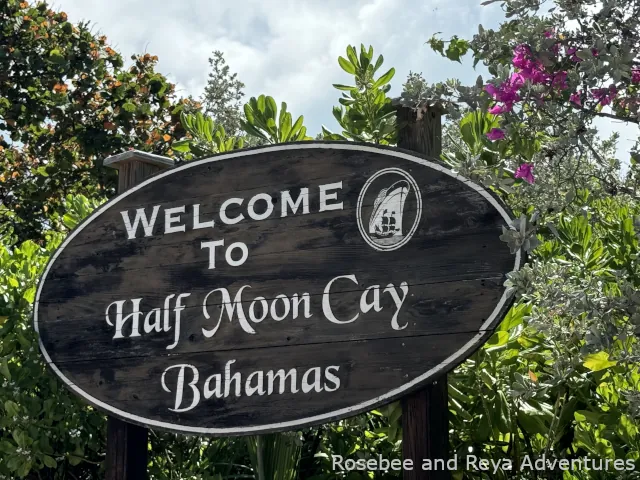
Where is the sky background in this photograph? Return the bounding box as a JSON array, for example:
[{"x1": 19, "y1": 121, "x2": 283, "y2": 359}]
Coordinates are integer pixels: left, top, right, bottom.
[{"x1": 54, "y1": 0, "x2": 637, "y2": 163}]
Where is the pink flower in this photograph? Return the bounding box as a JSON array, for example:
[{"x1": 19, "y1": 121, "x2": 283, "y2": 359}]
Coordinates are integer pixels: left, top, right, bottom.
[
  {"x1": 509, "y1": 72, "x2": 525, "y2": 88},
  {"x1": 486, "y1": 128, "x2": 505, "y2": 141},
  {"x1": 485, "y1": 74, "x2": 523, "y2": 106},
  {"x1": 544, "y1": 29, "x2": 554, "y2": 38},
  {"x1": 515, "y1": 163, "x2": 535, "y2": 184},
  {"x1": 569, "y1": 92, "x2": 582, "y2": 106},
  {"x1": 565, "y1": 47, "x2": 582, "y2": 63},
  {"x1": 551, "y1": 71, "x2": 568, "y2": 90},
  {"x1": 489, "y1": 104, "x2": 510, "y2": 114},
  {"x1": 632, "y1": 69, "x2": 640, "y2": 84},
  {"x1": 512, "y1": 44, "x2": 548, "y2": 84},
  {"x1": 591, "y1": 48, "x2": 599, "y2": 57},
  {"x1": 590, "y1": 84, "x2": 617, "y2": 106},
  {"x1": 485, "y1": 83, "x2": 498, "y2": 97},
  {"x1": 512, "y1": 45, "x2": 532, "y2": 70}
]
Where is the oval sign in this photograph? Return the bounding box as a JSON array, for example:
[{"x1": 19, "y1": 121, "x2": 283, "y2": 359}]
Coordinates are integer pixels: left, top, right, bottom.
[{"x1": 34, "y1": 142, "x2": 522, "y2": 435}]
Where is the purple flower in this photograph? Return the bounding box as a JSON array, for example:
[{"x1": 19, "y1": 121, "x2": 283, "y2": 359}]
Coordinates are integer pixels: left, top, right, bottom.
[
  {"x1": 569, "y1": 92, "x2": 582, "y2": 106},
  {"x1": 548, "y1": 71, "x2": 568, "y2": 90},
  {"x1": 515, "y1": 163, "x2": 535, "y2": 184},
  {"x1": 513, "y1": 44, "x2": 549, "y2": 84},
  {"x1": 632, "y1": 69, "x2": 640, "y2": 84},
  {"x1": 565, "y1": 47, "x2": 582, "y2": 63},
  {"x1": 590, "y1": 84, "x2": 617, "y2": 106},
  {"x1": 485, "y1": 75, "x2": 523, "y2": 106},
  {"x1": 484, "y1": 83, "x2": 498, "y2": 97},
  {"x1": 488, "y1": 104, "x2": 509, "y2": 114},
  {"x1": 486, "y1": 128, "x2": 506, "y2": 141}
]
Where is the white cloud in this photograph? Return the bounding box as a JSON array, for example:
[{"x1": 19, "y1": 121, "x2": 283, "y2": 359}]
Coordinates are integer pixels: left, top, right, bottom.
[
  {"x1": 54, "y1": 0, "x2": 637, "y2": 160},
  {"x1": 55, "y1": 0, "x2": 488, "y2": 132}
]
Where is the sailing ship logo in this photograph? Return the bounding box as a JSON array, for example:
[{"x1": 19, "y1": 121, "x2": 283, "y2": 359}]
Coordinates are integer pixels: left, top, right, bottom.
[
  {"x1": 357, "y1": 168, "x2": 422, "y2": 251},
  {"x1": 369, "y1": 180, "x2": 410, "y2": 242}
]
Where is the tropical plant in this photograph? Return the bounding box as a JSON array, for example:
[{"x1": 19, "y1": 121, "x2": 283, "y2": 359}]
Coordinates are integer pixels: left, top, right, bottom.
[
  {"x1": 403, "y1": 0, "x2": 640, "y2": 189},
  {"x1": 201, "y1": 50, "x2": 246, "y2": 138},
  {"x1": 241, "y1": 95, "x2": 312, "y2": 144},
  {"x1": 172, "y1": 111, "x2": 244, "y2": 160},
  {"x1": 0, "y1": 0, "x2": 193, "y2": 242},
  {"x1": 0, "y1": 195, "x2": 107, "y2": 480},
  {"x1": 322, "y1": 44, "x2": 397, "y2": 145}
]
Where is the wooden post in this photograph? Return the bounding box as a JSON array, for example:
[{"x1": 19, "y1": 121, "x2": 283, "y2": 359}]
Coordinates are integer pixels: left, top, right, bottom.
[
  {"x1": 394, "y1": 101, "x2": 450, "y2": 480},
  {"x1": 103, "y1": 149, "x2": 174, "y2": 480}
]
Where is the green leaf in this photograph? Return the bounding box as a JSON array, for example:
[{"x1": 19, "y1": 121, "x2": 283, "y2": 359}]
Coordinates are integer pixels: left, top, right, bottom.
[
  {"x1": 243, "y1": 103, "x2": 256, "y2": 124},
  {"x1": 48, "y1": 49, "x2": 65, "y2": 64},
  {"x1": 280, "y1": 112, "x2": 292, "y2": 142},
  {"x1": 121, "y1": 102, "x2": 136, "y2": 113},
  {"x1": 289, "y1": 116, "x2": 304, "y2": 141},
  {"x1": 373, "y1": 54, "x2": 384, "y2": 73},
  {"x1": 257, "y1": 95, "x2": 266, "y2": 113},
  {"x1": 346, "y1": 45, "x2": 358, "y2": 67},
  {"x1": 428, "y1": 37, "x2": 445, "y2": 55},
  {"x1": 23, "y1": 286, "x2": 35, "y2": 303},
  {"x1": 43, "y1": 455, "x2": 57, "y2": 468},
  {"x1": 584, "y1": 352, "x2": 617, "y2": 372},
  {"x1": 265, "y1": 96, "x2": 278, "y2": 120},
  {"x1": 445, "y1": 37, "x2": 470, "y2": 62},
  {"x1": 485, "y1": 331, "x2": 509, "y2": 350},
  {"x1": 372, "y1": 68, "x2": 395, "y2": 89},
  {"x1": 0, "y1": 358, "x2": 10, "y2": 380},
  {"x1": 171, "y1": 140, "x2": 192, "y2": 153},
  {"x1": 574, "y1": 410, "x2": 603, "y2": 425},
  {"x1": 338, "y1": 56, "x2": 356, "y2": 75},
  {"x1": 499, "y1": 303, "x2": 531, "y2": 331},
  {"x1": 12, "y1": 429, "x2": 27, "y2": 448},
  {"x1": 241, "y1": 120, "x2": 269, "y2": 142},
  {"x1": 5, "y1": 400, "x2": 19, "y2": 417}
]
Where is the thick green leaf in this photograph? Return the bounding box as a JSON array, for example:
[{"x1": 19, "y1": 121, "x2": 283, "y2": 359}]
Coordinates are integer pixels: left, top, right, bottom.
[
  {"x1": 372, "y1": 68, "x2": 395, "y2": 89},
  {"x1": 584, "y1": 352, "x2": 617, "y2": 372},
  {"x1": 338, "y1": 56, "x2": 356, "y2": 74}
]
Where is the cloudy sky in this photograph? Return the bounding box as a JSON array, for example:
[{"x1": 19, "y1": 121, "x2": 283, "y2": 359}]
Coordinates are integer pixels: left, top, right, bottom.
[{"x1": 55, "y1": 0, "x2": 636, "y2": 161}]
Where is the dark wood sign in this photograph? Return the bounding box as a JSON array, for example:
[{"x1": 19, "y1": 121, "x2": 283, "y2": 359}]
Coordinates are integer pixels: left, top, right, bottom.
[{"x1": 34, "y1": 142, "x2": 522, "y2": 435}]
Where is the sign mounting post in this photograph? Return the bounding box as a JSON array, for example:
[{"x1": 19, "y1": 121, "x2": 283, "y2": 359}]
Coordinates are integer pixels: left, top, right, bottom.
[
  {"x1": 395, "y1": 101, "x2": 449, "y2": 480},
  {"x1": 102, "y1": 150, "x2": 175, "y2": 480}
]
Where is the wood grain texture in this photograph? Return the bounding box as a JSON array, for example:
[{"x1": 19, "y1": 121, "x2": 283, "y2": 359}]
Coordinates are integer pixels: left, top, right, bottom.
[
  {"x1": 105, "y1": 416, "x2": 148, "y2": 480},
  {"x1": 105, "y1": 153, "x2": 171, "y2": 480},
  {"x1": 397, "y1": 103, "x2": 450, "y2": 480},
  {"x1": 402, "y1": 382, "x2": 448, "y2": 480},
  {"x1": 34, "y1": 142, "x2": 520, "y2": 435}
]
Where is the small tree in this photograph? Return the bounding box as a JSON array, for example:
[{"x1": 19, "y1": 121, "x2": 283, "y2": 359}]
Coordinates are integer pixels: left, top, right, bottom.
[{"x1": 201, "y1": 51, "x2": 246, "y2": 138}]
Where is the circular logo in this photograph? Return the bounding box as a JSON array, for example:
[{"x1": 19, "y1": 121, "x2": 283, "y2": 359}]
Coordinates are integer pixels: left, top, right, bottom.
[{"x1": 357, "y1": 168, "x2": 422, "y2": 251}]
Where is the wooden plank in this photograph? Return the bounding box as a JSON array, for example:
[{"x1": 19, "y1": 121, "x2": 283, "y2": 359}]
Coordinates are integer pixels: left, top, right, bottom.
[
  {"x1": 38, "y1": 228, "x2": 511, "y2": 305},
  {"x1": 54, "y1": 332, "x2": 476, "y2": 434},
  {"x1": 48, "y1": 164, "x2": 478, "y2": 251},
  {"x1": 42, "y1": 195, "x2": 501, "y2": 281},
  {"x1": 39, "y1": 277, "x2": 503, "y2": 363}
]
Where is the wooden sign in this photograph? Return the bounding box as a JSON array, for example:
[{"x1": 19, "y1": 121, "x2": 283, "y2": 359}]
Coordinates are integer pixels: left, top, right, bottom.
[{"x1": 34, "y1": 142, "x2": 522, "y2": 435}]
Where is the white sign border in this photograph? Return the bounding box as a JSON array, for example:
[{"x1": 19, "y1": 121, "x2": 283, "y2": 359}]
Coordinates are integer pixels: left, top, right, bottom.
[{"x1": 33, "y1": 142, "x2": 523, "y2": 435}]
